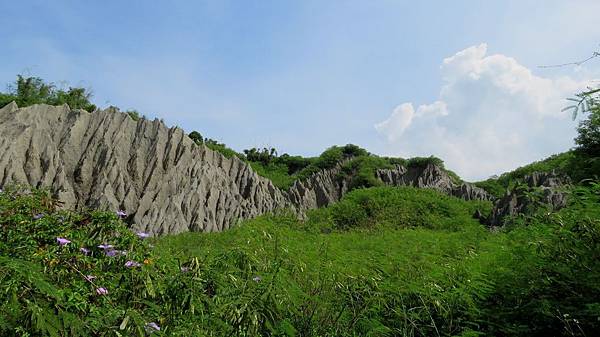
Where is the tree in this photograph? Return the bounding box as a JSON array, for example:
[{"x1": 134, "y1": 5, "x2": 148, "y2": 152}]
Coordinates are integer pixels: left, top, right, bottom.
[
  {"x1": 567, "y1": 88, "x2": 600, "y2": 157},
  {"x1": 243, "y1": 147, "x2": 278, "y2": 165},
  {"x1": 574, "y1": 91, "x2": 600, "y2": 156},
  {"x1": 0, "y1": 75, "x2": 96, "y2": 112},
  {"x1": 189, "y1": 131, "x2": 204, "y2": 145},
  {"x1": 341, "y1": 144, "x2": 368, "y2": 157},
  {"x1": 50, "y1": 87, "x2": 96, "y2": 112}
]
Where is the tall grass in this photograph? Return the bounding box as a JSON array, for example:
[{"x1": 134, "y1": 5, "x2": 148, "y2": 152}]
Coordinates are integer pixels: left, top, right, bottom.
[{"x1": 1, "y1": 185, "x2": 599, "y2": 336}]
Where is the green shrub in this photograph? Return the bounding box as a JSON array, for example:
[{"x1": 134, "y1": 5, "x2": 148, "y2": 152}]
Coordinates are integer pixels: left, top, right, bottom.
[
  {"x1": 125, "y1": 109, "x2": 143, "y2": 121},
  {"x1": 341, "y1": 144, "x2": 369, "y2": 157},
  {"x1": 0, "y1": 186, "x2": 302, "y2": 336},
  {"x1": 275, "y1": 154, "x2": 314, "y2": 174},
  {"x1": 406, "y1": 156, "x2": 445, "y2": 168},
  {"x1": 576, "y1": 111, "x2": 600, "y2": 157},
  {"x1": 338, "y1": 156, "x2": 393, "y2": 189},
  {"x1": 243, "y1": 147, "x2": 278, "y2": 165},
  {"x1": 474, "y1": 182, "x2": 600, "y2": 336},
  {"x1": 315, "y1": 146, "x2": 345, "y2": 169},
  {"x1": 0, "y1": 92, "x2": 17, "y2": 108},
  {"x1": 249, "y1": 161, "x2": 298, "y2": 189},
  {"x1": 0, "y1": 75, "x2": 96, "y2": 112},
  {"x1": 327, "y1": 186, "x2": 491, "y2": 231},
  {"x1": 204, "y1": 138, "x2": 242, "y2": 159}
]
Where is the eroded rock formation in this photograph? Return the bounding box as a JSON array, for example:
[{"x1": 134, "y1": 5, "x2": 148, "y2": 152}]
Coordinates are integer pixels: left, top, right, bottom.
[
  {"x1": 0, "y1": 103, "x2": 492, "y2": 234},
  {"x1": 376, "y1": 164, "x2": 492, "y2": 201},
  {"x1": 0, "y1": 103, "x2": 290, "y2": 234},
  {"x1": 487, "y1": 171, "x2": 571, "y2": 227}
]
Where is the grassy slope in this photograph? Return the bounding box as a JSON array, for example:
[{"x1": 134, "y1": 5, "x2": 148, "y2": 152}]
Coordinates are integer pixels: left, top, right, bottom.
[
  {"x1": 156, "y1": 186, "x2": 600, "y2": 336},
  {"x1": 2, "y1": 185, "x2": 599, "y2": 336},
  {"x1": 157, "y1": 188, "x2": 495, "y2": 336}
]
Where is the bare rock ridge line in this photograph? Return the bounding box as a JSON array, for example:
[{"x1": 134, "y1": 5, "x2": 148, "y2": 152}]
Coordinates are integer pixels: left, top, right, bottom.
[{"x1": 0, "y1": 103, "x2": 490, "y2": 235}]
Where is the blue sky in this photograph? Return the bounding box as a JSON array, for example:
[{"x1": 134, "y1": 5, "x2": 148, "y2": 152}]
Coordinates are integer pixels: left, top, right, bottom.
[{"x1": 1, "y1": 1, "x2": 599, "y2": 180}]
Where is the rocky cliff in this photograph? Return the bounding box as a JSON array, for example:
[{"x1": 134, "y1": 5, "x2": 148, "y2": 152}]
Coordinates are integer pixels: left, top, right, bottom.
[
  {"x1": 0, "y1": 103, "x2": 291, "y2": 234},
  {"x1": 0, "y1": 103, "x2": 490, "y2": 234},
  {"x1": 486, "y1": 171, "x2": 571, "y2": 227},
  {"x1": 376, "y1": 165, "x2": 491, "y2": 201}
]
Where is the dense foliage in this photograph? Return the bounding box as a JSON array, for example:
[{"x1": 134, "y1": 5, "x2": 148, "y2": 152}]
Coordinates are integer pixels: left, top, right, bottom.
[
  {"x1": 324, "y1": 187, "x2": 491, "y2": 231},
  {"x1": 0, "y1": 75, "x2": 96, "y2": 112},
  {"x1": 186, "y1": 135, "x2": 455, "y2": 191},
  {"x1": 2, "y1": 184, "x2": 598, "y2": 336},
  {"x1": 574, "y1": 88, "x2": 600, "y2": 157},
  {"x1": 167, "y1": 184, "x2": 597, "y2": 336}
]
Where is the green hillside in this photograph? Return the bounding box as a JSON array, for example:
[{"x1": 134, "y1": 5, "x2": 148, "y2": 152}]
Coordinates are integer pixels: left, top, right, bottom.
[
  {"x1": 1, "y1": 75, "x2": 600, "y2": 336},
  {"x1": 2, "y1": 184, "x2": 599, "y2": 336}
]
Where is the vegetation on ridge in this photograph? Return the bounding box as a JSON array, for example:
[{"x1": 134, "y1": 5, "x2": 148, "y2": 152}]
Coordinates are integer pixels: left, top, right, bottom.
[
  {"x1": 186, "y1": 134, "x2": 457, "y2": 191},
  {"x1": 0, "y1": 75, "x2": 96, "y2": 112},
  {"x1": 0, "y1": 74, "x2": 458, "y2": 191}
]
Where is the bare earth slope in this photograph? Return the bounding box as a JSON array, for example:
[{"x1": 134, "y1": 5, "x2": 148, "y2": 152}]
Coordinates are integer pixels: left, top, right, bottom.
[{"x1": 0, "y1": 103, "x2": 490, "y2": 234}]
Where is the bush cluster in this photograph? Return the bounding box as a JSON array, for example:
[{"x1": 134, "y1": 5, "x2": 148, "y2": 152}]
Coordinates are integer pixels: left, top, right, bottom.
[
  {"x1": 0, "y1": 75, "x2": 96, "y2": 112},
  {"x1": 325, "y1": 186, "x2": 491, "y2": 231}
]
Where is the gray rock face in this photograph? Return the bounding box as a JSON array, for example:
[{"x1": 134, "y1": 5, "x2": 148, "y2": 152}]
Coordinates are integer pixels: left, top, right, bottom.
[
  {"x1": 0, "y1": 103, "x2": 492, "y2": 235},
  {"x1": 376, "y1": 164, "x2": 492, "y2": 201},
  {"x1": 286, "y1": 162, "x2": 349, "y2": 213},
  {"x1": 0, "y1": 103, "x2": 290, "y2": 234},
  {"x1": 487, "y1": 171, "x2": 571, "y2": 227},
  {"x1": 286, "y1": 161, "x2": 492, "y2": 217}
]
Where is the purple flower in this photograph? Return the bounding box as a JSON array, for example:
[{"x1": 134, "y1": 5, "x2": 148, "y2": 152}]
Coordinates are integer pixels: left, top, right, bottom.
[
  {"x1": 95, "y1": 287, "x2": 108, "y2": 295},
  {"x1": 33, "y1": 213, "x2": 44, "y2": 220},
  {"x1": 97, "y1": 244, "x2": 114, "y2": 250},
  {"x1": 104, "y1": 249, "x2": 118, "y2": 257},
  {"x1": 80, "y1": 247, "x2": 90, "y2": 255},
  {"x1": 84, "y1": 275, "x2": 96, "y2": 282},
  {"x1": 116, "y1": 210, "x2": 127, "y2": 218},
  {"x1": 252, "y1": 276, "x2": 262, "y2": 283},
  {"x1": 56, "y1": 237, "x2": 71, "y2": 246},
  {"x1": 180, "y1": 266, "x2": 190, "y2": 273},
  {"x1": 104, "y1": 249, "x2": 126, "y2": 257},
  {"x1": 145, "y1": 322, "x2": 160, "y2": 332},
  {"x1": 136, "y1": 231, "x2": 150, "y2": 239},
  {"x1": 124, "y1": 260, "x2": 142, "y2": 268}
]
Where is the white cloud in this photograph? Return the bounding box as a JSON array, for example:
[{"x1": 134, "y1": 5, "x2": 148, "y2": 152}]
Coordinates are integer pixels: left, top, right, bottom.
[
  {"x1": 375, "y1": 43, "x2": 595, "y2": 181},
  {"x1": 374, "y1": 103, "x2": 415, "y2": 142}
]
